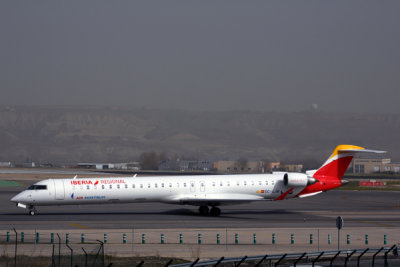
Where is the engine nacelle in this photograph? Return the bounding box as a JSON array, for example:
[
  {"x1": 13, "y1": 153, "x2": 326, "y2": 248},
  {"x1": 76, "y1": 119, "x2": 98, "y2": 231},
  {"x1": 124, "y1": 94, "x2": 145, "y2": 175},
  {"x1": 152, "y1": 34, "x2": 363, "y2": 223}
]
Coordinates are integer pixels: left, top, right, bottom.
[{"x1": 283, "y1": 173, "x2": 310, "y2": 187}]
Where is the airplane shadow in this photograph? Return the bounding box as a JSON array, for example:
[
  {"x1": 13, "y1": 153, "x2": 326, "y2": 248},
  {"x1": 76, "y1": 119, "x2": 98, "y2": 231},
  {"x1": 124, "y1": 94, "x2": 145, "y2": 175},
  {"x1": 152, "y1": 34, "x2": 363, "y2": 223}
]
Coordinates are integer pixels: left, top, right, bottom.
[{"x1": 1, "y1": 208, "x2": 303, "y2": 220}]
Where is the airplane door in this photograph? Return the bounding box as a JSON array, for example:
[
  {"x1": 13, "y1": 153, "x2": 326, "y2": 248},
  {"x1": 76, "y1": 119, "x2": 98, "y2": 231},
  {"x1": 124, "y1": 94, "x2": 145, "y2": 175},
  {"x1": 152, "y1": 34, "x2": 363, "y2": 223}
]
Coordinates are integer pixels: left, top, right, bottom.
[
  {"x1": 190, "y1": 181, "x2": 195, "y2": 193},
  {"x1": 53, "y1": 179, "x2": 65, "y2": 200},
  {"x1": 200, "y1": 181, "x2": 205, "y2": 192}
]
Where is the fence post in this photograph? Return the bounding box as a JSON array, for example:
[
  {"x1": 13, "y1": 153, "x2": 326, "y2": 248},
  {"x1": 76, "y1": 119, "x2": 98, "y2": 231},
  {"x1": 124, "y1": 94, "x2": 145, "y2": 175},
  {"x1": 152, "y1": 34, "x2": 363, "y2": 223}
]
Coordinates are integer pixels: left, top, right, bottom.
[
  {"x1": 104, "y1": 233, "x2": 107, "y2": 244},
  {"x1": 291, "y1": 233, "x2": 294, "y2": 244},
  {"x1": 13, "y1": 228, "x2": 17, "y2": 267},
  {"x1": 272, "y1": 233, "x2": 275, "y2": 244},
  {"x1": 198, "y1": 233, "x2": 202, "y2": 244},
  {"x1": 179, "y1": 233, "x2": 183, "y2": 244},
  {"x1": 310, "y1": 234, "x2": 313, "y2": 245},
  {"x1": 82, "y1": 248, "x2": 88, "y2": 267},
  {"x1": 217, "y1": 233, "x2": 220, "y2": 245},
  {"x1": 235, "y1": 233, "x2": 238, "y2": 244},
  {"x1": 66, "y1": 243, "x2": 73, "y2": 267},
  {"x1": 123, "y1": 233, "x2": 127, "y2": 244},
  {"x1": 142, "y1": 233, "x2": 146, "y2": 244},
  {"x1": 161, "y1": 233, "x2": 165, "y2": 244},
  {"x1": 253, "y1": 234, "x2": 257, "y2": 244},
  {"x1": 81, "y1": 233, "x2": 85, "y2": 244}
]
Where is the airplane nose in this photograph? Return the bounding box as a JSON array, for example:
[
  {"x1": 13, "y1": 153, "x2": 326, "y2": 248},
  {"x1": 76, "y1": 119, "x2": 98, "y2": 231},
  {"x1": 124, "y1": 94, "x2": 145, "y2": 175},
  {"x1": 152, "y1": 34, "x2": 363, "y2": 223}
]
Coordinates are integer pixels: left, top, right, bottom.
[{"x1": 11, "y1": 193, "x2": 21, "y2": 203}]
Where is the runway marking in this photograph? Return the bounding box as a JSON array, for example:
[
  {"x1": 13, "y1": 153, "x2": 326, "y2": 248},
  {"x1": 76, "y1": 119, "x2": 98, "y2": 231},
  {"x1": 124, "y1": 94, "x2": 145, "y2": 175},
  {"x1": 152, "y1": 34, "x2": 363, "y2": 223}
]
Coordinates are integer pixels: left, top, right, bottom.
[{"x1": 67, "y1": 223, "x2": 91, "y2": 229}]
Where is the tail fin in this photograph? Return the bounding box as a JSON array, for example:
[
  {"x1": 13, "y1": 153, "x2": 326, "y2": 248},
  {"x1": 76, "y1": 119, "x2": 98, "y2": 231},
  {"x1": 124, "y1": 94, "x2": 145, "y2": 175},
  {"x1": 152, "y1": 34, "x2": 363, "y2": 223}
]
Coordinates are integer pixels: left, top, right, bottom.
[
  {"x1": 314, "y1": 144, "x2": 386, "y2": 180},
  {"x1": 298, "y1": 145, "x2": 385, "y2": 196}
]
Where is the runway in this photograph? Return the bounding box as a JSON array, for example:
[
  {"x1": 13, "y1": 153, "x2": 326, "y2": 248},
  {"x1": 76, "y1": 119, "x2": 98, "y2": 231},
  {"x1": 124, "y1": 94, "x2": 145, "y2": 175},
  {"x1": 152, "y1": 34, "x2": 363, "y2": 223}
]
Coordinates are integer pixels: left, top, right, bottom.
[{"x1": 1, "y1": 184, "x2": 399, "y2": 230}]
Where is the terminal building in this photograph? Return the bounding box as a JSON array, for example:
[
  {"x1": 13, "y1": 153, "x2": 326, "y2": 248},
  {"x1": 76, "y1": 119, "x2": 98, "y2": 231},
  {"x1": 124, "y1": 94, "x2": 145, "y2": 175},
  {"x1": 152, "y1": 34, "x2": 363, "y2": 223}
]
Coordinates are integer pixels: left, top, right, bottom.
[
  {"x1": 213, "y1": 161, "x2": 303, "y2": 173},
  {"x1": 347, "y1": 158, "x2": 400, "y2": 174}
]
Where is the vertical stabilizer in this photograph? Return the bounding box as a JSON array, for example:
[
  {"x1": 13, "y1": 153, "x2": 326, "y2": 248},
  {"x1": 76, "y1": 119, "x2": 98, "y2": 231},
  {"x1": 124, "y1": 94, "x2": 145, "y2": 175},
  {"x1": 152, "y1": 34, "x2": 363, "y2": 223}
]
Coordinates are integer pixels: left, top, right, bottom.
[{"x1": 298, "y1": 145, "x2": 385, "y2": 196}]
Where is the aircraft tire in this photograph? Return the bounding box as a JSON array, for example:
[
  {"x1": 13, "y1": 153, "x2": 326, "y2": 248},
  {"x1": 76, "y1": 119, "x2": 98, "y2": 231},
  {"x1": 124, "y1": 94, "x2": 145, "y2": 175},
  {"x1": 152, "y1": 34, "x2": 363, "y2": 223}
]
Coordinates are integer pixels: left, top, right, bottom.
[
  {"x1": 210, "y1": 207, "x2": 221, "y2": 216},
  {"x1": 29, "y1": 210, "x2": 35, "y2": 216},
  {"x1": 199, "y1": 206, "x2": 209, "y2": 216}
]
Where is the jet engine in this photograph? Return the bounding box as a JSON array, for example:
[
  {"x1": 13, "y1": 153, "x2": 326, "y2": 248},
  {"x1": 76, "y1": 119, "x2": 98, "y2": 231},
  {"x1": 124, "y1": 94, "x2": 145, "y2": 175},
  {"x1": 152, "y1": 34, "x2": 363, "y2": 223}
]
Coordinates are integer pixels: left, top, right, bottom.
[{"x1": 283, "y1": 173, "x2": 317, "y2": 187}]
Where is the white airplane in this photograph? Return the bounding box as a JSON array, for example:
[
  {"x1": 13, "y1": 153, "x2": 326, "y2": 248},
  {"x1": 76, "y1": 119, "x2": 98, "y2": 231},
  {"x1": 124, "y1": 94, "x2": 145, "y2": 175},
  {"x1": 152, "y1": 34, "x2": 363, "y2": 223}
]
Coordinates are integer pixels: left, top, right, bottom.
[{"x1": 11, "y1": 145, "x2": 385, "y2": 216}]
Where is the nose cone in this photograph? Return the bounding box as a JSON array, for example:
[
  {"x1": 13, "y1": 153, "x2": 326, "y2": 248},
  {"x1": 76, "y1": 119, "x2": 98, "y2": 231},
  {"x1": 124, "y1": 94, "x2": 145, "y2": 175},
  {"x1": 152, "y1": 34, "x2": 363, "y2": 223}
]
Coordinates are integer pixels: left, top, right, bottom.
[{"x1": 11, "y1": 193, "x2": 22, "y2": 203}]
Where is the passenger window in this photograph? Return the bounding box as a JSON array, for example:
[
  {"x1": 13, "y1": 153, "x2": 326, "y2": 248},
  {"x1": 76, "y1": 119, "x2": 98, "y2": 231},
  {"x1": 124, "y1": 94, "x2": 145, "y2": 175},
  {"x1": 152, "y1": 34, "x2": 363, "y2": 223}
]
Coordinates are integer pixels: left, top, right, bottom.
[
  {"x1": 117, "y1": 184, "x2": 120, "y2": 189},
  {"x1": 236, "y1": 181, "x2": 240, "y2": 186},
  {"x1": 86, "y1": 185, "x2": 90, "y2": 190},
  {"x1": 169, "y1": 183, "x2": 172, "y2": 188},
  {"x1": 265, "y1": 181, "x2": 268, "y2": 185},
  {"x1": 109, "y1": 185, "x2": 112, "y2": 189},
  {"x1": 227, "y1": 181, "x2": 230, "y2": 186},
  {"x1": 161, "y1": 183, "x2": 164, "y2": 188},
  {"x1": 258, "y1": 181, "x2": 262, "y2": 186},
  {"x1": 148, "y1": 184, "x2": 151, "y2": 188},
  {"x1": 132, "y1": 184, "x2": 135, "y2": 188},
  {"x1": 102, "y1": 185, "x2": 105, "y2": 189},
  {"x1": 184, "y1": 183, "x2": 186, "y2": 187},
  {"x1": 140, "y1": 184, "x2": 143, "y2": 188},
  {"x1": 212, "y1": 182, "x2": 216, "y2": 187},
  {"x1": 125, "y1": 184, "x2": 128, "y2": 189},
  {"x1": 244, "y1": 181, "x2": 247, "y2": 186},
  {"x1": 155, "y1": 183, "x2": 158, "y2": 188},
  {"x1": 251, "y1": 181, "x2": 254, "y2": 186},
  {"x1": 272, "y1": 180, "x2": 275, "y2": 185},
  {"x1": 220, "y1": 181, "x2": 223, "y2": 186}
]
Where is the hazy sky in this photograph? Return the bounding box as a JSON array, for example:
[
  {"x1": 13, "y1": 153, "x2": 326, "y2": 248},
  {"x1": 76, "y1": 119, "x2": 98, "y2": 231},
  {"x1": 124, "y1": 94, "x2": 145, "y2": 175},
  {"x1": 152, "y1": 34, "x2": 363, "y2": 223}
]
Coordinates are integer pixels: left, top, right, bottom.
[{"x1": 1, "y1": 1, "x2": 399, "y2": 113}]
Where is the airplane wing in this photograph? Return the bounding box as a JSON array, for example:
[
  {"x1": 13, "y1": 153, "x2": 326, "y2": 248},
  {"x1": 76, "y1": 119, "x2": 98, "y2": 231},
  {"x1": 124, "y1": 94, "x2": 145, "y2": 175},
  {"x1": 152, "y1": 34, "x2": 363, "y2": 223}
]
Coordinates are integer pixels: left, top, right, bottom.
[{"x1": 162, "y1": 193, "x2": 266, "y2": 206}]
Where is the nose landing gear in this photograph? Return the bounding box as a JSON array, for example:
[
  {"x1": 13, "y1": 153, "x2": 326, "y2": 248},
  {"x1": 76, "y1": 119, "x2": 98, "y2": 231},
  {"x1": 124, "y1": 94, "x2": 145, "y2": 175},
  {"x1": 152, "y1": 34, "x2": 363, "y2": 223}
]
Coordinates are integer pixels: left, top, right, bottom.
[{"x1": 28, "y1": 206, "x2": 36, "y2": 216}]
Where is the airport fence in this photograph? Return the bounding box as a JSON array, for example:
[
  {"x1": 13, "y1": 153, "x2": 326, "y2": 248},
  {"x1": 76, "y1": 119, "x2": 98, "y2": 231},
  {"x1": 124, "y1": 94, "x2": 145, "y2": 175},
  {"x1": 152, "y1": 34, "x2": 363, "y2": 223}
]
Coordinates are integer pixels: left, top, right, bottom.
[
  {"x1": 170, "y1": 245, "x2": 399, "y2": 266},
  {"x1": 0, "y1": 229, "x2": 399, "y2": 266},
  {"x1": 0, "y1": 228, "x2": 397, "y2": 247}
]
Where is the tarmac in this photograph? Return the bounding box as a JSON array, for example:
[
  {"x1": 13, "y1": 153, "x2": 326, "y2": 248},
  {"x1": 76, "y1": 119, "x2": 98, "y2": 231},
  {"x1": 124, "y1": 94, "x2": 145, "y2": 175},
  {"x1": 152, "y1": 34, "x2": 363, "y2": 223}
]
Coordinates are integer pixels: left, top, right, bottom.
[{"x1": 0, "y1": 174, "x2": 399, "y2": 259}]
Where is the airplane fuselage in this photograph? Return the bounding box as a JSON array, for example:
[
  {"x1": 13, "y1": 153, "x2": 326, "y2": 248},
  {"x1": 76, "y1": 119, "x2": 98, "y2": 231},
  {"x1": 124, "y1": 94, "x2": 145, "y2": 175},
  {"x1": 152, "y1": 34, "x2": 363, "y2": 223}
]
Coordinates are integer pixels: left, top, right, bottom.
[{"x1": 12, "y1": 173, "x2": 307, "y2": 208}]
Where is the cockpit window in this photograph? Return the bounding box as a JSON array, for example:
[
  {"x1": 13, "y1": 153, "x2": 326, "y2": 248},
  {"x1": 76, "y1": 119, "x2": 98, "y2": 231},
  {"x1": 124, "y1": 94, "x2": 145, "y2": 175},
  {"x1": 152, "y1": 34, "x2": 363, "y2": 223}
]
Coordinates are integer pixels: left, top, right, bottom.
[{"x1": 27, "y1": 185, "x2": 47, "y2": 190}]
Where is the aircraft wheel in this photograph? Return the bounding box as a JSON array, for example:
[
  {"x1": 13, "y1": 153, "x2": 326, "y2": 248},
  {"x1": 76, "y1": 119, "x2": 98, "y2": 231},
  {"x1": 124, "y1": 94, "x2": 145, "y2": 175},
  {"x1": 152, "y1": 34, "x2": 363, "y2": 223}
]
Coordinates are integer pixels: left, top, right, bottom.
[
  {"x1": 198, "y1": 206, "x2": 209, "y2": 216},
  {"x1": 210, "y1": 207, "x2": 221, "y2": 216},
  {"x1": 29, "y1": 210, "x2": 35, "y2": 216}
]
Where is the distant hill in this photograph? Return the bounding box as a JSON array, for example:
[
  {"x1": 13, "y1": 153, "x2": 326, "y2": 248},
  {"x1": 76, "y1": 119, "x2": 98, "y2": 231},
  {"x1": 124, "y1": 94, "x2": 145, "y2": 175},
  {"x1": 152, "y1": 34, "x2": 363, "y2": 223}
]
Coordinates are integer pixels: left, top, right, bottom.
[{"x1": 0, "y1": 106, "x2": 398, "y2": 165}]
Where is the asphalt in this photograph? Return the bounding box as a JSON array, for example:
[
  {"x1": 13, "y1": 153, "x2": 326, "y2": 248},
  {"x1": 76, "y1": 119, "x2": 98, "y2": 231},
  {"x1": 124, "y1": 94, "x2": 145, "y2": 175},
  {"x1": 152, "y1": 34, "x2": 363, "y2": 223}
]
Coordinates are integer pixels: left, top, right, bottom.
[{"x1": 1, "y1": 185, "x2": 399, "y2": 230}]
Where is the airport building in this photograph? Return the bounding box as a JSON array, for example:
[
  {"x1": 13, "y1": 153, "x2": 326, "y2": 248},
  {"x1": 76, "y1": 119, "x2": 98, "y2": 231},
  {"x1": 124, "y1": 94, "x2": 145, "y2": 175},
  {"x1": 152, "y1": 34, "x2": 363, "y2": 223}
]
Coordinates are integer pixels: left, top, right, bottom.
[
  {"x1": 347, "y1": 157, "x2": 400, "y2": 174},
  {"x1": 212, "y1": 161, "x2": 298, "y2": 173},
  {"x1": 77, "y1": 162, "x2": 140, "y2": 170},
  {"x1": 158, "y1": 159, "x2": 213, "y2": 171},
  {"x1": 0, "y1": 162, "x2": 13, "y2": 167}
]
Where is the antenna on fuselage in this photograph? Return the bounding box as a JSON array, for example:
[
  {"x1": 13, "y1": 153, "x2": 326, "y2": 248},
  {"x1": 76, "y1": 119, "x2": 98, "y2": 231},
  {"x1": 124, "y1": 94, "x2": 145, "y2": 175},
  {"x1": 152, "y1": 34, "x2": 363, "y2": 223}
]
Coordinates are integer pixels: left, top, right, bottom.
[{"x1": 133, "y1": 174, "x2": 137, "y2": 178}]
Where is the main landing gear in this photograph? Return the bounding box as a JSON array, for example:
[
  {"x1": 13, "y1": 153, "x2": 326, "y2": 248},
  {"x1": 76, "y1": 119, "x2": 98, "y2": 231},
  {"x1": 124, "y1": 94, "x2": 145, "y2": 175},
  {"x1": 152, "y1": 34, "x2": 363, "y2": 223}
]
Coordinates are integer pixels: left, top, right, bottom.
[{"x1": 198, "y1": 206, "x2": 221, "y2": 216}]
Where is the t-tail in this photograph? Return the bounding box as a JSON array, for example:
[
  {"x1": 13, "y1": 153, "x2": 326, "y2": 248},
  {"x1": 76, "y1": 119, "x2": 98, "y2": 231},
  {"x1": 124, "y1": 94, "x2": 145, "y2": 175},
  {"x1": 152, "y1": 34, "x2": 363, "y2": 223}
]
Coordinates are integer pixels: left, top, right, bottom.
[{"x1": 297, "y1": 145, "x2": 386, "y2": 198}]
